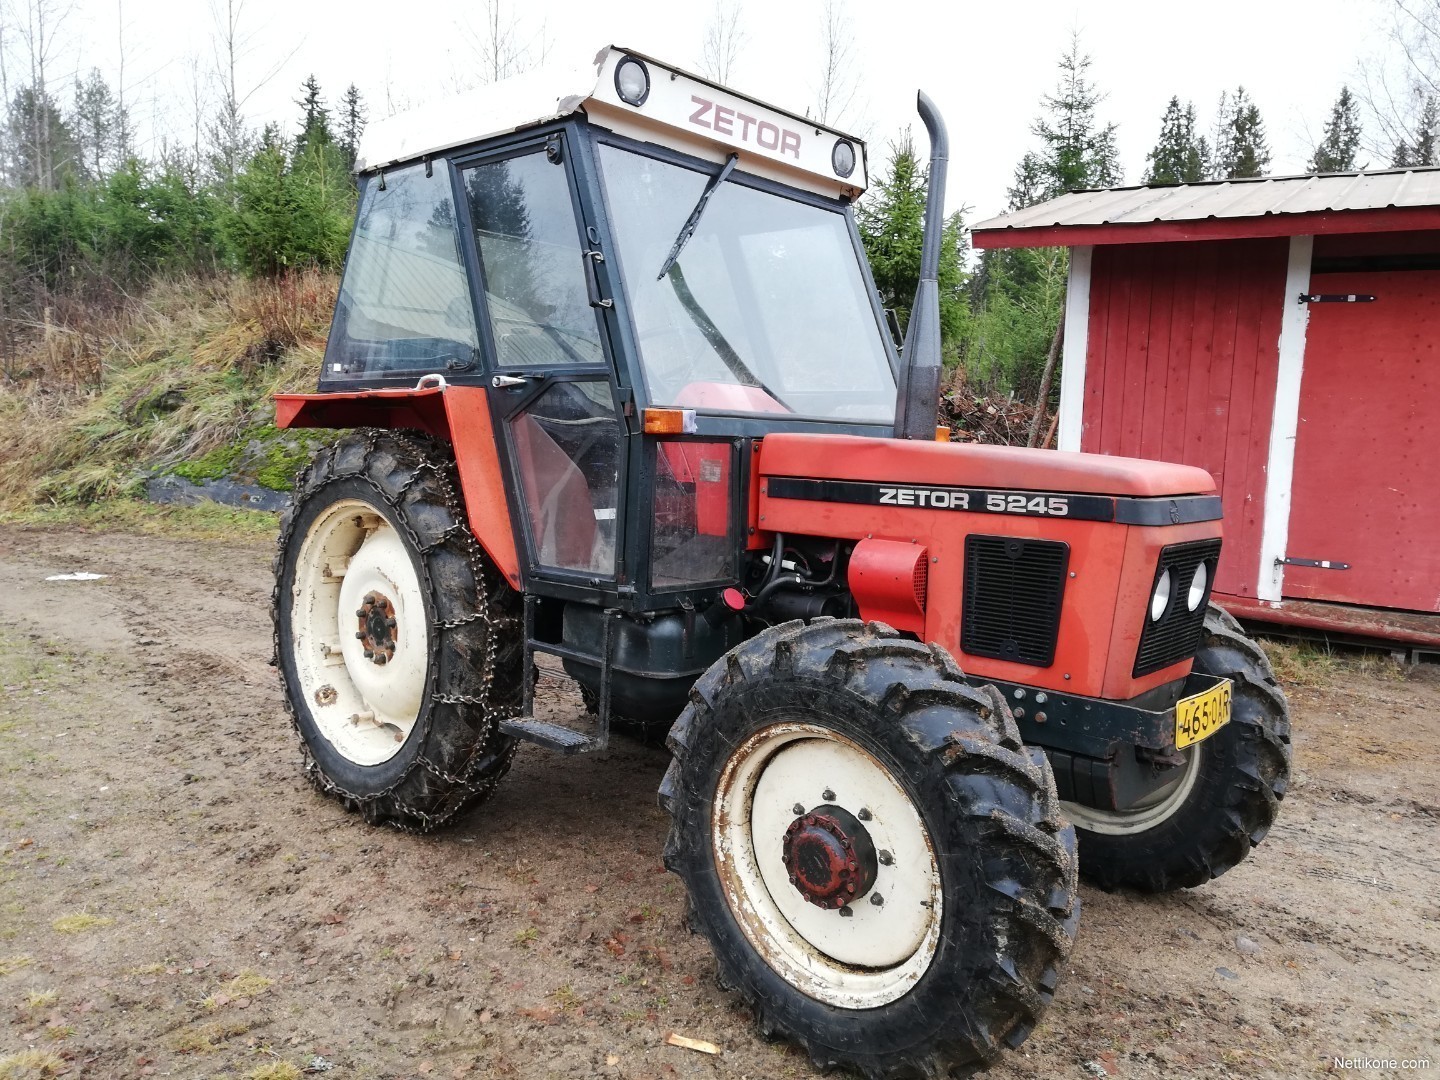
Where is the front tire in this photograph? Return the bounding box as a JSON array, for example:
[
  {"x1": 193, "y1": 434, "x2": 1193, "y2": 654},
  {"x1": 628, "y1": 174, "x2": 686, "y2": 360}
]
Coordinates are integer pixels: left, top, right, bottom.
[
  {"x1": 273, "y1": 430, "x2": 522, "y2": 831},
  {"x1": 1065, "y1": 604, "x2": 1292, "y2": 891},
  {"x1": 660, "y1": 620, "x2": 1079, "y2": 1078}
]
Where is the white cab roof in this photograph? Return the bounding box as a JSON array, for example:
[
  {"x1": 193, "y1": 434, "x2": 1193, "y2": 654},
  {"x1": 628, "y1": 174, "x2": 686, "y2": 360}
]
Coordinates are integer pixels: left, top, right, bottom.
[{"x1": 356, "y1": 46, "x2": 868, "y2": 199}]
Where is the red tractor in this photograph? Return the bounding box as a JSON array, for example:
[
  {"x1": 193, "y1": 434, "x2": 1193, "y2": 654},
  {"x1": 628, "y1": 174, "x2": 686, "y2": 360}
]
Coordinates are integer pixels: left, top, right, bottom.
[{"x1": 272, "y1": 48, "x2": 1291, "y2": 1078}]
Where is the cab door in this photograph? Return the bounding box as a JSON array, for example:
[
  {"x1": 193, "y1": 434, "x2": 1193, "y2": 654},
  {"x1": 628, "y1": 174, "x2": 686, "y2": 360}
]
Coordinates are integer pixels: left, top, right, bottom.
[{"x1": 455, "y1": 135, "x2": 628, "y2": 587}]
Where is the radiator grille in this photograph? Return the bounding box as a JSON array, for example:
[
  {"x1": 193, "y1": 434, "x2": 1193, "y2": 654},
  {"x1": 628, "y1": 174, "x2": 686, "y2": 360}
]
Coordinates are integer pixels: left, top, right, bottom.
[
  {"x1": 961, "y1": 535, "x2": 1070, "y2": 667},
  {"x1": 1133, "y1": 539, "x2": 1222, "y2": 676}
]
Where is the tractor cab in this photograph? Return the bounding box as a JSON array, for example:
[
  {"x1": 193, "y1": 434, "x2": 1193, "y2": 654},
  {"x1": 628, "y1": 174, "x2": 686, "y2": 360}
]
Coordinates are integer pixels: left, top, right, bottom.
[{"x1": 313, "y1": 48, "x2": 892, "y2": 598}]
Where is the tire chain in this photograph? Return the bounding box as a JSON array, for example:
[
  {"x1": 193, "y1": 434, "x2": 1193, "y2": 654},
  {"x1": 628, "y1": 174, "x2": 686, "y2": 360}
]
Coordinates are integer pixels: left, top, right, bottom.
[{"x1": 272, "y1": 428, "x2": 523, "y2": 833}]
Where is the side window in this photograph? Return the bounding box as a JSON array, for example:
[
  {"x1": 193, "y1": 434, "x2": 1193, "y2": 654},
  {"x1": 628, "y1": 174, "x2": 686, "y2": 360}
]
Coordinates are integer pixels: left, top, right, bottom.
[
  {"x1": 464, "y1": 152, "x2": 604, "y2": 367},
  {"x1": 325, "y1": 163, "x2": 479, "y2": 380}
]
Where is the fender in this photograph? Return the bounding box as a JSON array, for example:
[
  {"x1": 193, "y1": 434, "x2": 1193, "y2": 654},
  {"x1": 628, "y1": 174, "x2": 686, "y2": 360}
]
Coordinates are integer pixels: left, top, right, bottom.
[{"x1": 275, "y1": 385, "x2": 521, "y2": 589}]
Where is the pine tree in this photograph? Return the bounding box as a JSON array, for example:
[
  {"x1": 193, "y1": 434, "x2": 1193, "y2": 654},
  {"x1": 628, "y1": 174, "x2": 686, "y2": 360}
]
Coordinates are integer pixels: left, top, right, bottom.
[
  {"x1": 855, "y1": 133, "x2": 968, "y2": 356},
  {"x1": 1391, "y1": 95, "x2": 1438, "y2": 166},
  {"x1": 1213, "y1": 87, "x2": 1271, "y2": 178},
  {"x1": 1144, "y1": 97, "x2": 1209, "y2": 184},
  {"x1": 4, "y1": 85, "x2": 81, "y2": 187},
  {"x1": 338, "y1": 84, "x2": 366, "y2": 172},
  {"x1": 1308, "y1": 86, "x2": 1363, "y2": 173},
  {"x1": 1029, "y1": 33, "x2": 1121, "y2": 199},
  {"x1": 73, "y1": 68, "x2": 120, "y2": 181},
  {"x1": 294, "y1": 75, "x2": 332, "y2": 158},
  {"x1": 1006, "y1": 152, "x2": 1046, "y2": 211}
]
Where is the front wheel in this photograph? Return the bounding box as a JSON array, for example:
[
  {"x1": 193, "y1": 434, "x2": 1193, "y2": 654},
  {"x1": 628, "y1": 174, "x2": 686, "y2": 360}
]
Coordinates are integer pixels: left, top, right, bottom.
[
  {"x1": 660, "y1": 620, "x2": 1079, "y2": 1078},
  {"x1": 273, "y1": 430, "x2": 523, "y2": 831},
  {"x1": 1065, "y1": 604, "x2": 1292, "y2": 891}
]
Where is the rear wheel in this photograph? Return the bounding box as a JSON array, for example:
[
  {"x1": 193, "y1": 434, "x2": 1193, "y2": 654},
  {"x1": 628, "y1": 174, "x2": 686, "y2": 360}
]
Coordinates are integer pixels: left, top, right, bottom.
[
  {"x1": 661, "y1": 620, "x2": 1079, "y2": 1078},
  {"x1": 1065, "y1": 605, "x2": 1292, "y2": 891},
  {"x1": 273, "y1": 430, "x2": 522, "y2": 831}
]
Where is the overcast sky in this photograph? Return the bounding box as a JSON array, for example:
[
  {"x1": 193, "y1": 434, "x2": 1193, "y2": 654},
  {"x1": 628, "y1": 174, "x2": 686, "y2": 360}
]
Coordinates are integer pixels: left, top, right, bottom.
[{"x1": 28, "y1": 0, "x2": 1399, "y2": 219}]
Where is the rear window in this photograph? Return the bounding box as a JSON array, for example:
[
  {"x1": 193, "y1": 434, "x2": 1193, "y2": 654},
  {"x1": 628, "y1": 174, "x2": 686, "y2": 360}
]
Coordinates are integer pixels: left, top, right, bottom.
[{"x1": 323, "y1": 163, "x2": 480, "y2": 382}]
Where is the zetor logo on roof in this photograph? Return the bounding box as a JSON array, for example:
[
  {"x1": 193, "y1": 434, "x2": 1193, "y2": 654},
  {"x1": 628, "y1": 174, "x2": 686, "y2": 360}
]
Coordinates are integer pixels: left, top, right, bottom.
[{"x1": 688, "y1": 95, "x2": 802, "y2": 160}]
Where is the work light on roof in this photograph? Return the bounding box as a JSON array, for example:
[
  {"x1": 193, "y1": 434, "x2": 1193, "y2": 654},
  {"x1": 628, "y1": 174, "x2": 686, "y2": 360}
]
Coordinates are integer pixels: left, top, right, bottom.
[
  {"x1": 832, "y1": 139, "x2": 857, "y2": 178},
  {"x1": 615, "y1": 56, "x2": 650, "y2": 107}
]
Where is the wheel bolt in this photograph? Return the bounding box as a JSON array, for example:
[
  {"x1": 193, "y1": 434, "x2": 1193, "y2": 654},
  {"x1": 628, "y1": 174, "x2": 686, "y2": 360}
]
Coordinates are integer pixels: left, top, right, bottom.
[
  {"x1": 857, "y1": 808, "x2": 872, "y2": 821},
  {"x1": 822, "y1": 789, "x2": 835, "y2": 801},
  {"x1": 838, "y1": 905, "x2": 853, "y2": 918},
  {"x1": 356, "y1": 608, "x2": 367, "y2": 618},
  {"x1": 374, "y1": 655, "x2": 388, "y2": 666},
  {"x1": 792, "y1": 803, "x2": 804, "y2": 816},
  {"x1": 870, "y1": 893, "x2": 885, "y2": 907},
  {"x1": 878, "y1": 850, "x2": 893, "y2": 866},
  {"x1": 362, "y1": 649, "x2": 373, "y2": 659}
]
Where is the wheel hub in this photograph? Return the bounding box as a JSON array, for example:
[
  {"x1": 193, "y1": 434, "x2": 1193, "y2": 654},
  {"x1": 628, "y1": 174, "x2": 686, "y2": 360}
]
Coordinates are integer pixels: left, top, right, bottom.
[
  {"x1": 781, "y1": 804, "x2": 878, "y2": 909},
  {"x1": 355, "y1": 591, "x2": 398, "y2": 665}
]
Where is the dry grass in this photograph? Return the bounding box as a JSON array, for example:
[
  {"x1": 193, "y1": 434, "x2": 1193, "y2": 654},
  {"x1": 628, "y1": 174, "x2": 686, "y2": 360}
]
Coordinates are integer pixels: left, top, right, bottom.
[
  {"x1": 0, "y1": 271, "x2": 334, "y2": 509},
  {"x1": 50, "y1": 913, "x2": 114, "y2": 934},
  {"x1": 0, "y1": 1050, "x2": 66, "y2": 1079},
  {"x1": 1261, "y1": 636, "x2": 1410, "y2": 689}
]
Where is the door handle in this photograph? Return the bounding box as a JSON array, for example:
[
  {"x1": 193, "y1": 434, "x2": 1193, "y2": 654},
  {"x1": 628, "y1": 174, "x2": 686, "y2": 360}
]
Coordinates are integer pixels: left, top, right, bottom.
[
  {"x1": 491, "y1": 374, "x2": 531, "y2": 389},
  {"x1": 583, "y1": 249, "x2": 613, "y2": 309}
]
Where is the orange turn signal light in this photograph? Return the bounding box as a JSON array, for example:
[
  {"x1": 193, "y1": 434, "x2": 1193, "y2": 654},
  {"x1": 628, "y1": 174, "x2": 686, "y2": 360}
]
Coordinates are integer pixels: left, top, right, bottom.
[
  {"x1": 643, "y1": 407, "x2": 698, "y2": 435},
  {"x1": 935, "y1": 426, "x2": 952, "y2": 442}
]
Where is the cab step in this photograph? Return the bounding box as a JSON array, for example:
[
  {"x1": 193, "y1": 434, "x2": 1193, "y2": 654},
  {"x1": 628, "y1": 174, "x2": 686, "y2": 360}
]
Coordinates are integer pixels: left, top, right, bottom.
[
  {"x1": 515, "y1": 594, "x2": 617, "y2": 756},
  {"x1": 499, "y1": 717, "x2": 599, "y2": 754}
]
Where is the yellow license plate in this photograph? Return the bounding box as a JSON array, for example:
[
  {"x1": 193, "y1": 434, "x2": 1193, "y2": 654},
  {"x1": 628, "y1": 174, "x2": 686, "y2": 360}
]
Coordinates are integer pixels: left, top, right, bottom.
[{"x1": 1175, "y1": 679, "x2": 1232, "y2": 749}]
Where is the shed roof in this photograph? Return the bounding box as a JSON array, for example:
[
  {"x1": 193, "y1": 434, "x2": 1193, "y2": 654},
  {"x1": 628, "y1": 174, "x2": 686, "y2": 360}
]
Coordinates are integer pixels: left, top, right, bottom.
[{"x1": 972, "y1": 167, "x2": 1440, "y2": 248}]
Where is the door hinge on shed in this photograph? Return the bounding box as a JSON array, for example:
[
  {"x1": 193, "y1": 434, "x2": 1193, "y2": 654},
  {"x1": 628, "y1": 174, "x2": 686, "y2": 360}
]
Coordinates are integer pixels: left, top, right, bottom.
[{"x1": 1300, "y1": 293, "x2": 1375, "y2": 304}]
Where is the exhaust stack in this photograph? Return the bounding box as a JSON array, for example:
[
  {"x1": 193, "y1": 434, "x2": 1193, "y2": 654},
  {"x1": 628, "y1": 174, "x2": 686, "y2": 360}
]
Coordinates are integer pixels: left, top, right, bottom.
[{"x1": 894, "y1": 90, "x2": 949, "y2": 440}]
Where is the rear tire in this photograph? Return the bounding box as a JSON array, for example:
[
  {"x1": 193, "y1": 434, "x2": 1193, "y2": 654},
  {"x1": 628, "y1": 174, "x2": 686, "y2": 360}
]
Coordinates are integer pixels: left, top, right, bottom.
[
  {"x1": 1065, "y1": 604, "x2": 1292, "y2": 891},
  {"x1": 660, "y1": 620, "x2": 1079, "y2": 1078},
  {"x1": 273, "y1": 430, "x2": 523, "y2": 831}
]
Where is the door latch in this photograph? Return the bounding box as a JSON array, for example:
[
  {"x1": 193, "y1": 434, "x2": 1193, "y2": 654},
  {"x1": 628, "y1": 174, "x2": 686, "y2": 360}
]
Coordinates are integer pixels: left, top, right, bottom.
[
  {"x1": 1278, "y1": 556, "x2": 1351, "y2": 570},
  {"x1": 491, "y1": 374, "x2": 531, "y2": 389}
]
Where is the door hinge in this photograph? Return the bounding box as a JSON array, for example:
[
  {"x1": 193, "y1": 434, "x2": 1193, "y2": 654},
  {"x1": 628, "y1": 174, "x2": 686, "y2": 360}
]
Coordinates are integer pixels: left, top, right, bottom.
[
  {"x1": 1299, "y1": 293, "x2": 1375, "y2": 304},
  {"x1": 1278, "y1": 556, "x2": 1351, "y2": 570}
]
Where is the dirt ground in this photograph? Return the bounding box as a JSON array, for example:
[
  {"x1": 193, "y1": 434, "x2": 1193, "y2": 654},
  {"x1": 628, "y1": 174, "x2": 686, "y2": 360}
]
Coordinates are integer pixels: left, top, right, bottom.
[{"x1": 0, "y1": 524, "x2": 1435, "y2": 1080}]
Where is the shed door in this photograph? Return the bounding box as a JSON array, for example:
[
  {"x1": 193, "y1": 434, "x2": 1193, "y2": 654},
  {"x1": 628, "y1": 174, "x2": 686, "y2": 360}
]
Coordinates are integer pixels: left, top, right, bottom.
[{"x1": 1284, "y1": 270, "x2": 1440, "y2": 612}]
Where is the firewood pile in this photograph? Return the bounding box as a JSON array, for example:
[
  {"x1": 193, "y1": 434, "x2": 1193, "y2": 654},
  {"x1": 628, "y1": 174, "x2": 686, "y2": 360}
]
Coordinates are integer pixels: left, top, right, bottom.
[{"x1": 938, "y1": 389, "x2": 1055, "y2": 448}]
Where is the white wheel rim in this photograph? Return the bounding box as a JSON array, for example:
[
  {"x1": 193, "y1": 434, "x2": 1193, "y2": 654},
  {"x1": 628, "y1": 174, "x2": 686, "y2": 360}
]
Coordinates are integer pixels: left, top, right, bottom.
[
  {"x1": 290, "y1": 498, "x2": 429, "y2": 767},
  {"x1": 1062, "y1": 743, "x2": 1203, "y2": 835},
  {"x1": 712, "y1": 722, "x2": 943, "y2": 1009}
]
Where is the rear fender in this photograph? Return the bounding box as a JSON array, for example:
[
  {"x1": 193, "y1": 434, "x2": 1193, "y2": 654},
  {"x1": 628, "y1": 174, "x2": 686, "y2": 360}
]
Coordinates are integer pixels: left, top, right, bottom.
[{"x1": 276, "y1": 385, "x2": 521, "y2": 589}]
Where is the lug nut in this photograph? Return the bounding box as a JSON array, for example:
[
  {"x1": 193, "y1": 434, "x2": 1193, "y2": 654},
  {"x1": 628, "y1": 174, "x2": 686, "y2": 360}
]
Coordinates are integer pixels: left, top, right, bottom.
[
  {"x1": 870, "y1": 893, "x2": 885, "y2": 907},
  {"x1": 822, "y1": 789, "x2": 835, "y2": 801},
  {"x1": 857, "y1": 807, "x2": 872, "y2": 821},
  {"x1": 792, "y1": 803, "x2": 804, "y2": 816},
  {"x1": 374, "y1": 655, "x2": 388, "y2": 666},
  {"x1": 838, "y1": 905, "x2": 853, "y2": 918},
  {"x1": 878, "y1": 850, "x2": 893, "y2": 866}
]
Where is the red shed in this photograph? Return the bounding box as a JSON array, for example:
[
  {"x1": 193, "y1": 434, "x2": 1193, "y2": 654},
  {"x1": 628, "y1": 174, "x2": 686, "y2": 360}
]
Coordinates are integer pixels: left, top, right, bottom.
[{"x1": 973, "y1": 169, "x2": 1440, "y2": 651}]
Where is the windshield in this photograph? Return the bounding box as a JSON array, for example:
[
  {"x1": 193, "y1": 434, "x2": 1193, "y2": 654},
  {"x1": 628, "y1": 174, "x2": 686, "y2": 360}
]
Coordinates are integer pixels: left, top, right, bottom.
[{"x1": 597, "y1": 145, "x2": 896, "y2": 423}]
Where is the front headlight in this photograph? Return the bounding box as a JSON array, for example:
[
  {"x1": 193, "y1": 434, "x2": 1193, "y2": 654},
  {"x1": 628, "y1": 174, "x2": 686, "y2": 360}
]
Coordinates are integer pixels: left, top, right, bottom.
[
  {"x1": 1150, "y1": 568, "x2": 1173, "y2": 622},
  {"x1": 1186, "y1": 561, "x2": 1208, "y2": 612}
]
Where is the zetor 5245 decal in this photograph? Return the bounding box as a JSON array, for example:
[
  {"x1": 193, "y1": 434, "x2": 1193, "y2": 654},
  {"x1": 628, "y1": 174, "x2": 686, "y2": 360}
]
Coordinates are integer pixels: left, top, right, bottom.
[{"x1": 267, "y1": 46, "x2": 1292, "y2": 1080}]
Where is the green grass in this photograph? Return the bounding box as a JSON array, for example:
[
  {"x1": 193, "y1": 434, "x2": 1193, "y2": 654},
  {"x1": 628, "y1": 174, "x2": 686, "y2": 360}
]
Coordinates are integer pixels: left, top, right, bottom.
[{"x1": 0, "y1": 498, "x2": 279, "y2": 541}]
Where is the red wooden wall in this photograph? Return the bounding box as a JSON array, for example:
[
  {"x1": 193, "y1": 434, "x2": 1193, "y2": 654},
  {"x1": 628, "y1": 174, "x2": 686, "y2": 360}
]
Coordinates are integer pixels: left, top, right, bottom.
[{"x1": 1081, "y1": 239, "x2": 1290, "y2": 598}]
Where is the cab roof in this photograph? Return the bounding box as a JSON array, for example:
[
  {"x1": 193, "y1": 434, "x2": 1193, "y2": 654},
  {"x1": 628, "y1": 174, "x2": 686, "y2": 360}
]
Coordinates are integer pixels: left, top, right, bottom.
[{"x1": 356, "y1": 45, "x2": 868, "y2": 199}]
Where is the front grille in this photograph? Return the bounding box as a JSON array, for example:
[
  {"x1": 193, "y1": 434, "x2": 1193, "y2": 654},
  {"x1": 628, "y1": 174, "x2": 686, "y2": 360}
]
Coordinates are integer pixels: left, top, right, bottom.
[
  {"x1": 961, "y1": 535, "x2": 1069, "y2": 667},
  {"x1": 1133, "y1": 539, "x2": 1222, "y2": 676}
]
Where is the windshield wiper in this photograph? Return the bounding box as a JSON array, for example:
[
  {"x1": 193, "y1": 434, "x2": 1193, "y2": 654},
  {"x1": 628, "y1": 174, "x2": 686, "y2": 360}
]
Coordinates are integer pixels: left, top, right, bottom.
[
  {"x1": 663, "y1": 263, "x2": 791, "y2": 410},
  {"x1": 656, "y1": 153, "x2": 739, "y2": 280}
]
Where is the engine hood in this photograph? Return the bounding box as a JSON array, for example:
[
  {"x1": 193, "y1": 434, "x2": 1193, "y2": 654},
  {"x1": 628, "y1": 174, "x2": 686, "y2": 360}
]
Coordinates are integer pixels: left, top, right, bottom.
[{"x1": 757, "y1": 434, "x2": 1215, "y2": 499}]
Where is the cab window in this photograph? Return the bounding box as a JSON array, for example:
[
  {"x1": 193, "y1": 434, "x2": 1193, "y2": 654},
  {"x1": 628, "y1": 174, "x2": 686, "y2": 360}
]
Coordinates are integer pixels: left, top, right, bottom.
[{"x1": 323, "y1": 163, "x2": 480, "y2": 382}]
